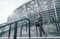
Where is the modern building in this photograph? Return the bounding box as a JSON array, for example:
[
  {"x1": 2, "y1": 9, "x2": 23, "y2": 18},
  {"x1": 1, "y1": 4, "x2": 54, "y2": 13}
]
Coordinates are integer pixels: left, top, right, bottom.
[{"x1": 7, "y1": 0, "x2": 60, "y2": 24}]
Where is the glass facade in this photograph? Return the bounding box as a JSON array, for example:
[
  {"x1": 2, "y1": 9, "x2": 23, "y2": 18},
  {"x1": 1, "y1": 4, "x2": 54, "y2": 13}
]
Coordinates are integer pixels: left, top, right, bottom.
[{"x1": 7, "y1": 0, "x2": 60, "y2": 24}]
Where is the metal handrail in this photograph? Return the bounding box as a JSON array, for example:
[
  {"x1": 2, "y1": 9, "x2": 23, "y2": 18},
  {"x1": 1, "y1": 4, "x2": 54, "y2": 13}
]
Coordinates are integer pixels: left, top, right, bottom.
[
  {"x1": 0, "y1": 18, "x2": 29, "y2": 28},
  {"x1": 0, "y1": 18, "x2": 31, "y2": 39}
]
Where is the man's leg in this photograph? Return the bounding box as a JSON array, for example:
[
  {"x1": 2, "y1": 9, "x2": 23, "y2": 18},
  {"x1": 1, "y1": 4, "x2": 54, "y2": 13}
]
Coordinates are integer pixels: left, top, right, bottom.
[
  {"x1": 41, "y1": 27, "x2": 47, "y2": 37},
  {"x1": 55, "y1": 22, "x2": 59, "y2": 32},
  {"x1": 39, "y1": 24, "x2": 42, "y2": 37},
  {"x1": 36, "y1": 25, "x2": 38, "y2": 37}
]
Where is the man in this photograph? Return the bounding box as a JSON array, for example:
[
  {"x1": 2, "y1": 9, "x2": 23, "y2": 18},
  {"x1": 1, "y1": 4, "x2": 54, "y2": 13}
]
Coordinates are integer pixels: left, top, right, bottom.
[{"x1": 35, "y1": 11, "x2": 47, "y2": 37}]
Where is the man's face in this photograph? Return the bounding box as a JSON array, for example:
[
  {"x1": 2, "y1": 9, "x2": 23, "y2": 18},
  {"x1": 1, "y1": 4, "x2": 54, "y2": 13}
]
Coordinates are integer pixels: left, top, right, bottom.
[{"x1": 38, "y1": 15, "x2": 40, "y2": 18}]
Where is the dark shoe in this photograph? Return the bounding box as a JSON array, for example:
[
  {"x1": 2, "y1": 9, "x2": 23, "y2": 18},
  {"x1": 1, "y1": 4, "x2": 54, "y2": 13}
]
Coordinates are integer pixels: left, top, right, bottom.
[{"x1": 45, "y1": 34, "x2": 47, "y2": 37}]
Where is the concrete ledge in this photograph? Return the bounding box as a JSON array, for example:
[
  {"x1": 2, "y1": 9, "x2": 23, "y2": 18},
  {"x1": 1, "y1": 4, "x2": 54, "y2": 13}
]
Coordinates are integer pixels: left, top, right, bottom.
[{"x1": 0, "y1": 37, "x2": 60, "y2": 39}]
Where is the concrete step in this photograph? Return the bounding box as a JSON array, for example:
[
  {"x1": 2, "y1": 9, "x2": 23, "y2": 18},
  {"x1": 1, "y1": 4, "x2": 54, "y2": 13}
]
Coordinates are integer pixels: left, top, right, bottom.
[
  {"x1": 0, "y1": 37, "x2": 60, "y2": 39},
  {"x1": 49, "y1": 32, "x2": 60, "y2": 36}
]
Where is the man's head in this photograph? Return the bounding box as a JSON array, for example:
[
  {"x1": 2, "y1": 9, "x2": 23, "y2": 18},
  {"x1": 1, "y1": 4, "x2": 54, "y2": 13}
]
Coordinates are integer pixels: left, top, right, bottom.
[{"x1": 37, "y1": 10, "x2": 41, "y2": 17}]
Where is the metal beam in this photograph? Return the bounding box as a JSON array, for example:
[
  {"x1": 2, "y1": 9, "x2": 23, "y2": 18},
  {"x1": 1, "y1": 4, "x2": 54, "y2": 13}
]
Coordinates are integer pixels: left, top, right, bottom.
[{"x1": 53, "y1": 0, "x2": 57, "y2": 19}]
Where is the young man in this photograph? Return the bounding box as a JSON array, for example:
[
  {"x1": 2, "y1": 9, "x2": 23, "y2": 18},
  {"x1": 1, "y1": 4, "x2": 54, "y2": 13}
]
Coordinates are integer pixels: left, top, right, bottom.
[{"x1": 35, "y1": 11, "x2": 47, "y2": 37}]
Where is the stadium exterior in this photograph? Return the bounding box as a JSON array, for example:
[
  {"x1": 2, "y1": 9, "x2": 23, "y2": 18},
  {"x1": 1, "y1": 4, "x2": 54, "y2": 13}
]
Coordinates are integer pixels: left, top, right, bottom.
[{"x1": 7, "y1": 0, "x2": 60, "y2": 24}]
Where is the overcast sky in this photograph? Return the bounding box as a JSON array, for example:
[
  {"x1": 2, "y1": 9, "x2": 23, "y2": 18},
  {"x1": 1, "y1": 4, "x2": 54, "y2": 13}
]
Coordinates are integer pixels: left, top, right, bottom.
[{"x1": 0, "y1": 0, "x2": 31, "y2": 24}]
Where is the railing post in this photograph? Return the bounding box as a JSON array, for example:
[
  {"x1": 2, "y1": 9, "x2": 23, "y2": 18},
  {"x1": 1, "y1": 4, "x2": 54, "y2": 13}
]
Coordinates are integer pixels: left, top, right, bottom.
[
  {"x1": 20, "y1": 24, "x2": 23, "y2": 37},
  {"x1": 14, "y1": 22, "x2": 18, "y2": 39},
  {"x1": 28, "y1": 19, "x2": 31, "y2": 38},
  {"x1": 0, "y1": 30, "x2": 2, "y2": 37},
  {"x1": 26, "y1": 23, "x2": 27, "y2": 32},
  {"x1": 8, "y1": 24, "x2": 11, "y2": 38},
  {"x1": 25, "y1": 18, "x2": 31, "y2": 38}
]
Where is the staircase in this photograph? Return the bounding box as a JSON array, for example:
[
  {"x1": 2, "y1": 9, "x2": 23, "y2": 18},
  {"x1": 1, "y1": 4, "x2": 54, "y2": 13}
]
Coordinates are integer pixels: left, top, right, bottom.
[
  {"x1": 0, "y1": 18, "x2": 60, "y2": 39},
  {"x1": 0, "y1": 18, "x2": 31, "y2": 39}
]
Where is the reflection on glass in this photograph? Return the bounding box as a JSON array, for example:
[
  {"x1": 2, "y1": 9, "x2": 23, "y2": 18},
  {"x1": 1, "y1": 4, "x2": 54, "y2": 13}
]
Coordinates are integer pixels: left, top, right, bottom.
[
  {"x1": 27, "y1": 8, "x2": 30, "y2": 10},
  {"x1": 30, "y1": 10, "x2": 34, "y2": 13},
  {"x1": 31, "y1": 1, "x2": 34, "y2": 4},
  {"x1": 43, "y1": 1, "x2": 47, "y2": 4}
]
